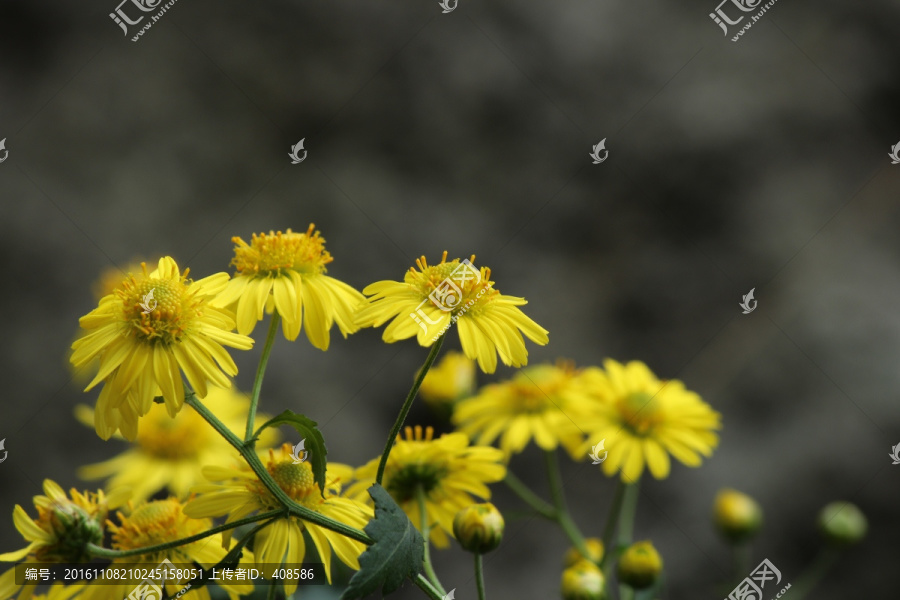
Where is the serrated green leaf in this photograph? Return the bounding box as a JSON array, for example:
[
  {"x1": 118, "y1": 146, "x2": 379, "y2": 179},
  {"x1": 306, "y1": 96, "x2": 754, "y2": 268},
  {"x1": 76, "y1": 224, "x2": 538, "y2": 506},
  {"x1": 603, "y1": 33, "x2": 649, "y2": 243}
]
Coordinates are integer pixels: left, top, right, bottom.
[
  {"x1": 254, "y1": 410, "x2": 328, "y2": 497},
  {"x1": 341, "y1": 484, "x2": 424, "y2": 600}
]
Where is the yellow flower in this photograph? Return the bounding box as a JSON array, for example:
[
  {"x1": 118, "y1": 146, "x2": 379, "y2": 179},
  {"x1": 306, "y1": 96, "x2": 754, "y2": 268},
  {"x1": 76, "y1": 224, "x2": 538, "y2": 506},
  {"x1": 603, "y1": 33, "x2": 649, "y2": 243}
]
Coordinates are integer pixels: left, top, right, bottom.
[
  {"x1": 563, "y1": 538, "x2": 605, "y2": 567},
  {"x1": 356, "y1": 252, "x2": 549, "y2": 373},
  {"x1": 70, "y1": 257, "x2": 253, "y2": 441},
  {"x1": 712, "y1": 489, "x2": 762, "y2": 542},
  {"x1": 183, "y1": 444, "x2": 372, "y2": 595},
  {"x1": 578, "y1": 360, "x2": 721, "y2": 482},
  {"x1": 347, "y1": 426, "x2": 507, "y2": 548},
  {"x1": 77, "y1": 498, "x2": 253, "y2": 600},
  {"x1": 418, "y1": 351, "x2": 476, "y2": 415},
  {"x1": 452, "y1": 363, "x2": 593, "y2": 458},
  {"x1": 0, "y1": 480, "x2": 128, "y2": 600},
  {"x1": 213, "y1": 225, "x2": 364, "y2": 348},
  {"x1": 76, "y1": 387, "x2": 278, "y2": 502},
  {"x1": 617, "y1": 541, "x2": 663, "y2": 590}
]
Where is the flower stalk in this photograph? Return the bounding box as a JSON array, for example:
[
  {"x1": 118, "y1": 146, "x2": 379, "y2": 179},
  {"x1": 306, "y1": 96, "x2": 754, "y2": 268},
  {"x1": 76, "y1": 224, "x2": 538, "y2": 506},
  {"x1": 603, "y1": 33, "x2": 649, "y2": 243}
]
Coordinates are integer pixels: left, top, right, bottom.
[{"x1": 245, "y1": 312, "x2": 281, "y2": 442}]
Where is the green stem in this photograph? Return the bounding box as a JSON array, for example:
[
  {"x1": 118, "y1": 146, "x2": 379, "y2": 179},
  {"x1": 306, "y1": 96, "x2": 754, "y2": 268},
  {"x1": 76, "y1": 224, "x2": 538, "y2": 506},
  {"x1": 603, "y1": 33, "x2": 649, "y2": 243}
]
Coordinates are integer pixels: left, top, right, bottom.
[
  {"x1": 601, "y1": 479, "x2": 640, "y2": 587},
  {"x1": 789, "y1": 546, "x2": 840, "y2": 599},
  {"x1": 732, "y1": 542, "x2": 751, "y2": 588},
  {"x1": 543, "y1": 450, "x2": 590, "y2": 561},
  {"x1": 600, "y1": 479, "x2": 627, "y2": 568},
  {"x1": 414, "y1": 573, "x2": 445, "y2": 600},
  {"x1": 246, "y1": 312, "x2": 281, "y2": 442},
  {"x1": 85, "y1": 510, "x2": 283, "y2": 558},
  {"x1": 266, "y1": 579, "x2": 278, "y2": 600},
  {"x1": 475, "y1": 554, "x2": 486, "y2": 600},
  {"x1": 503, "y1": 471, "x2": 557, "y2": 520},
  {"x1": 617, "y1": 480, "x2": 640, "y2": 547},
  {"x1": 376, "y1": 335, "x2": 445, "y2": 485},
  {"x1": 417, "y1": 487, "x2": 446, "y2": 596},
  {"x1": 186, "y1": 393, "x2": 373, "y2": 545}
]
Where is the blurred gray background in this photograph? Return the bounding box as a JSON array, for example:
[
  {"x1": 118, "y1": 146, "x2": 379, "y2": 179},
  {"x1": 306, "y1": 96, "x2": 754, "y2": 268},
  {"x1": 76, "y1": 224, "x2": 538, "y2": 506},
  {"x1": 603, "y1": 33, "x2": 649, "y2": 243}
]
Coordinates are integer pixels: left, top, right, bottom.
[{"x1": 1, "y1": 0, "x2": 900, "y2": 597}]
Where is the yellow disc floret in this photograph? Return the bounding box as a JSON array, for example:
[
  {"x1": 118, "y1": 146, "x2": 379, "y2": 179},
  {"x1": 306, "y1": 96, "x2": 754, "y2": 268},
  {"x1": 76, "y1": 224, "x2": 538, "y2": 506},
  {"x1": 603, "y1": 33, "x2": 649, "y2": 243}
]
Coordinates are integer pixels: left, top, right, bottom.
[{"x1": 231, "y1": 225, "x2": 333, "y2": 276}]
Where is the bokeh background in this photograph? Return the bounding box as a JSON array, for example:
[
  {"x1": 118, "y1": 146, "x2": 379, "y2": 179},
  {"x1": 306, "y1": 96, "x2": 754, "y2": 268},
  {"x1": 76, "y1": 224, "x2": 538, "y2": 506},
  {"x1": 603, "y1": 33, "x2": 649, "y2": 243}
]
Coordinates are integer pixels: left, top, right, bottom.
[{"x1": 2, "y1": 0, "x2": 900, "y2": 597}]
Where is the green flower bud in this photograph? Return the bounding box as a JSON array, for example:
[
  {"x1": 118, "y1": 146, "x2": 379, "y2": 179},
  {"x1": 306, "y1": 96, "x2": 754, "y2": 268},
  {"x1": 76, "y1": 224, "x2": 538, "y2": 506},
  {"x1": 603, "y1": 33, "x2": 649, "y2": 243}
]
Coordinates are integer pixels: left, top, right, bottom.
[
  {"x1": 38, "y1": 503, "x2": 104, "y2": 563},
  {"x1": 561, "y1": 559, "x2": 607, "y2": 600},
  {"x1": 818, "y1": 502, "x2": 867, "y2": 546},
  {"x1": 617, "y1": 541, "x2": 663, "y2": 590},
  {"x1": 563, "y1": 538, "x2": 605, "y2": 567},
  {"x1": 453, "y1": 503, "x2": 504, "y2": 554},
  {"x1": 713, "y1": 488, "x2": 763, "y2": 543}
]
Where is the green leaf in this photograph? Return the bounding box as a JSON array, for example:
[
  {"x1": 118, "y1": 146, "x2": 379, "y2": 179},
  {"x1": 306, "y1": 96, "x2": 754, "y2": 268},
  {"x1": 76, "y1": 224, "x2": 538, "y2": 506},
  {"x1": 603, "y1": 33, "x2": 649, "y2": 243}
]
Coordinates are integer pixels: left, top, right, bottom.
[
  {"x1": 254, "y1": 410, "x2": 328, "y2": 497},
  {"x1": 341, "y1": 484, "x2": 424, "y2": 600}
]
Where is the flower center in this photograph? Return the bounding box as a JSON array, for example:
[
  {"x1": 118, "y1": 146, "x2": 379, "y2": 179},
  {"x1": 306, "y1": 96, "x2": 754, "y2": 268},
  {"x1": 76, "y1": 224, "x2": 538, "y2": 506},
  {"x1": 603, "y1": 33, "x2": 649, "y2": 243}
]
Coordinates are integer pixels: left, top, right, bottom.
[
  {"x1": 119, "y1": 271, "x2": 196, "y2": 345},
  {"x1": 406, "y1": 252, "x2": 497, "y2": 316},
  {"x1": 136, "y1": 406, "x2": 210, "y2": 459},
  {"x1": 618, "y1": 392, "x2": 661, "y2": 435},
  {"x1": 386, "y1": 463, "x2": 449, "y2": 503},
  {"x1": 511, "y1": 364, "x2": 570, "y2": 413},
  {"x1": 111, "y1": 499, "x2": 198, "y2": 551},
  {"x1": 231, "y1": 225, "x2": 333, "y2": 277},
  {"x1": 248, "y1": 452, "x2": 320, "y2": 511}
]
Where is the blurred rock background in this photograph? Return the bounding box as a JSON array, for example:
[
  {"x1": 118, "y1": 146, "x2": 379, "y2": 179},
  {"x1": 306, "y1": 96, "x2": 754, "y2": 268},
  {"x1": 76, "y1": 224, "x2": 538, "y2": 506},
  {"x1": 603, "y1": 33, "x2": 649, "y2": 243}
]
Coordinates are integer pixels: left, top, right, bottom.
[{"x1": 1, "y1": 0, "x2": 899, "y2": 597}]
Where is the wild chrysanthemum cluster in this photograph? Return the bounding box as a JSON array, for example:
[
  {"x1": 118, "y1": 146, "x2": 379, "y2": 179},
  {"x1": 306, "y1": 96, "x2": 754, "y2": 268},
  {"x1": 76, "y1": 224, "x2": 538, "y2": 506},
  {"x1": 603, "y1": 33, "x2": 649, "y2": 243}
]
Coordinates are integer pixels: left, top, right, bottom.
[{"x1": 6, "y1": 224, "x2": 858, "y2": 600}]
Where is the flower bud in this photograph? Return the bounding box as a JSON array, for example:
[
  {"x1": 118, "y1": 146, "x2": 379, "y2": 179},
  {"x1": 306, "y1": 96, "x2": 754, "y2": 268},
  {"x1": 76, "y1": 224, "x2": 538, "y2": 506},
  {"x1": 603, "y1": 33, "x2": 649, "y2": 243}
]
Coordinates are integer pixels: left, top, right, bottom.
[
  {"x1": 561, "y1": 559, "x2": 607, "y2": 600},
  {"x1": 453, "y1": 503, "x2": 504, "y2": 554},
  {"x1": 563, "y1": 538, "x2": 604, "y2": 567},
  {"x1": 617, "y1": 541, "x2": 663, "y2": 590},
  {"x1": 713, "y1": 488, "x2": 763, "y2": 543},
  {"x1": 818, "y1": 502, "x2": 867, "y2": 546}
]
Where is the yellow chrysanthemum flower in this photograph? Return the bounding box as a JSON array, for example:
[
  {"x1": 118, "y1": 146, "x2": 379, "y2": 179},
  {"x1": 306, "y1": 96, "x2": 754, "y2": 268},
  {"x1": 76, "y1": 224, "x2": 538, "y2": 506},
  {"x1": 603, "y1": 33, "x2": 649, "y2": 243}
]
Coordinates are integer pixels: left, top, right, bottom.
[
  {"x1": 70, "y1": 257, "x2": 254, "y2": 441},
  {"x1": 0, "y1": 480, "x2": 128, "y2": 600},
  {"x1": 418, "y1": 351, "x2": 476, "y2": 416},
  {"x1": 213, "y1": 225, "x2": 365, "y2": 348},
  {"x1": 184, "y1": 444, "x2": 372, "y2": 595},
  {"x1": 75, "y1": 387, "x2": 278, "y2": 502},
  {"x1": 577, "y1": 359, "x2": 722, "y2": 482},
  {"x1": 77, "y1": 498, "x2": 253, "y2": 600},
  {"x1": 452, "y1": 363, "x2": 593, "y2": 458},
  {"x1": 347, "y1": 426, "x2": 507, "y2": 548},
  {"x1": 356, "y1": 252, "x2": 549, "y2": 373}
]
